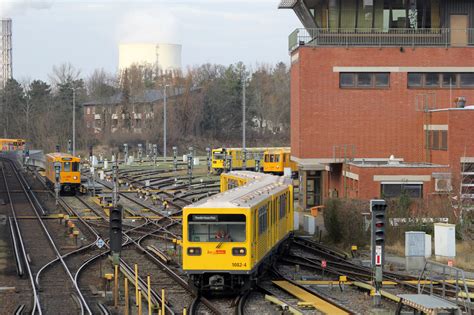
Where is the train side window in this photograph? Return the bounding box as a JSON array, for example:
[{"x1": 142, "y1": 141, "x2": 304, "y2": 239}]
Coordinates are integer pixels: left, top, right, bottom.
[
  {"x1": 279, "y1": 194, "x2": 286, "y2": 219},
  {"x1": 286, "y1": 192, "x2": 290, "y2": 214},
  {"x1": 253, "y1": 211, "x2": 257, "y2": 242},
  {"x1": 275, "y1": 155, "x2": 280, "y2": 162},
  {"x1": 72, "y1": 162, "x2": 80, "y2": 172},
  {"x1": 64, "y1": 162, "x2": 71, "y2": 172},
  {"x1": 258, "y1": 205, "x2": 268, "y2": 234}
]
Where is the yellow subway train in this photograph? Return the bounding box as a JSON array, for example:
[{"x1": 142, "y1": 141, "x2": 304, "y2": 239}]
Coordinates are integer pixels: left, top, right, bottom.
[
  {"x1": 0, "y1": 138, "x2": 26, "y2": 152},
  {"x1": 263, "y1": 147, "x2": 298, "y2": 175},
  {"x1": 44, "y1": 153, "x2": 81, "y2": 195},
  {"x1": 182, "y1": 171, "x2": 294, "y2": 293},
  {"x1": 220, "y1": 171, "x2": 266, "y2": 192}
]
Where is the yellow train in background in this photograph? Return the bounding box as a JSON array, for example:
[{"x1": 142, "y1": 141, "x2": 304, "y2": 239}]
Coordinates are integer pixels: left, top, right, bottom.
[
  {"x1": 183, "y1": 171, "x2": 294, "y2": 293},
  {"x1": 0, "y1": 138, "x2": 26, "y2": 152},
  {"x1": 211, "y1": 147, "x2": 293, "y2": 174},
  {"x1": 220, "y1": 171, "x2": 266, "y2": 192},
  {"x1": 44, "y1": 153, "x2": 81, "y2": 195},
  {"x1": 263, "y1": 147, "x2": 298, "y2": 175}
]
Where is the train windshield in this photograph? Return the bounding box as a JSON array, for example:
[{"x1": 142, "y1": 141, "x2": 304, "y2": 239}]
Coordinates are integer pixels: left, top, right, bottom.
[
  {"x1": 188, "y1": 214, "x2": 246, "y2": 242},
  {"x1": 64, "y1": 162, "x2": 71, "y2": 172},
  {"x1": 213, "y1": 152, "x2": 225, "y2": 160},
  {"x1": 72, "y1": 162, "x2": 80, "y2": 172}
]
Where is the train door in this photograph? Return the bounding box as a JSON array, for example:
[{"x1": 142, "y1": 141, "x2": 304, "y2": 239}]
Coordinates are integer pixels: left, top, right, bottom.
[
  {"x1": 270, "y1": 199, "x2": 274, "y2": 245},
  {"x1": 253, "y1": 210, "x2": 257, "y2": 263}
]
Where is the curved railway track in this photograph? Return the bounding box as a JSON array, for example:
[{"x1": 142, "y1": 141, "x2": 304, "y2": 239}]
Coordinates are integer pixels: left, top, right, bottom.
[{"x1": 0, "y1": 157, "x2": 92, "y2": 314}]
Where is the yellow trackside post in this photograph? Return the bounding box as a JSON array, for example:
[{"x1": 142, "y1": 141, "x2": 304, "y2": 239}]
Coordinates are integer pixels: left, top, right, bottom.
[
  {"x1": 114, "y1": 264, "x2": 119, "y2": 308},
  {"x1": 147, "y1": 275, "x2": 152, "y2": 315},
  {"x1": 161, "y1": 289, "x2": 165, "y2": 315},
  {"x1": 183, "y1": 308, "x2": 187, "y2": 315},
  {"x1": 138, "y1": 289, "x2": 143, "y2": 315},
  {"x1": 135, "y1": 264, "x2": 139, "y2": 306},
  {"x1": 124, "y1": 278, "x2": 129, "y2": 315}
]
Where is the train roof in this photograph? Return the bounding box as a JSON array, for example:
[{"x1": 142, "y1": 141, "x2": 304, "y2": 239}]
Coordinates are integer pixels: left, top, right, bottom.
[
  {"x1": 0, "y1": 138, "x2": 26, "y2": 142},
  {"x1": 186, "y1": 171, "x2": 291, "y2": 209},
  {"x1": 46, "y1": 152, "x2": 81, "y2": 161},
  {"x1": 264, "y1": 147, "x2": 291, "y2": 153},
  {"x1": 213, "y1": 147, "x2": 290, "y2": 152}
]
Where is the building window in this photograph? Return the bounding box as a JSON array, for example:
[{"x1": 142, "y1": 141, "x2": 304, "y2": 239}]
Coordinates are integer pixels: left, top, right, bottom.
[
  {"x1": 340, "y1": 73, "x2": 355, "y2": 87},
  {"x1": 425, "y1": 73, "x2": 440, "y2": 87},
  {"x1": 441, "y1": 131, "x2": 448, "y2": 150},
  {"x1": 86, "y1": 107, "x2": 91, "y2": 115},
  {"x1": 408, "y1": 73, "x2": 423, "y2": 87},
  {"x1": 461, "y1": 162, "x2": 474, "y2": 200},
  {"x1": 340, "y1": 73, "x2": 390, "y2": 89},
  {"x1": 357, "y1": 73, "x2": 373, "y2": 87},
  {"x1": 427, "y1": 130, "x2": 448, "y2": 151},
  {"x1": 460, "y1": 74, "x2": 474, "y2": 87},
  {"x1": 431, "y1": 130, "x2": 440, "y2": 149},
  {"x1": 442, "y1": 73, "x2": 457, "y2": 87},
  {"x1": 409, "y1": 73, "x2": 474, "y2": 88},
  {"x1": 381, "y1": 183, "x2": 423, "y2": 198}
]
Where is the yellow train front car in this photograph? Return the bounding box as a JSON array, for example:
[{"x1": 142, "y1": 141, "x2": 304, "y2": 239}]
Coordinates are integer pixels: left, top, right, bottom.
[
  {"x1": 0, "y1": 138, "x2": 26, "y2": 152},
  {"x1": 263, "y1": 147, "x2": 297, "y2": 175},
  {"x1": 183, "y1": 171, "x2": 293, "y2": 293},
  {"x1": 45, "y1": 152, "x2": 81, "y2": 195}
]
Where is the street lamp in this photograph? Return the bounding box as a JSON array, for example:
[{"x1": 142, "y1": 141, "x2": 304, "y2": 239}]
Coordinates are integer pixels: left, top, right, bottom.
[
  {"x1": 242, "y1": 74, "x2": 247, "y2": 169},
  {"x1": 163, "y1": 84, "x2": 170, "y2": 161},
  {"x1": 72, "y1": 87, "x2": 76, "y2": 156}
]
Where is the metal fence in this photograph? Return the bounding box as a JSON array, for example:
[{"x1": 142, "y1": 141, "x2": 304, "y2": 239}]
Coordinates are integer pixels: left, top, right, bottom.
[{"x1": 289, "y1": 28, "x2": 474, "y2": 51}]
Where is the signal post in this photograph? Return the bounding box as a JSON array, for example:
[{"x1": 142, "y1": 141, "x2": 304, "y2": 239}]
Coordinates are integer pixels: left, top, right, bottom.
[
  {"x1": 370, "y1": 199, "x2": 387, "y2": 307},
  {"x1": 109, "y1": 158, "x2": 122, "y2": 309}
]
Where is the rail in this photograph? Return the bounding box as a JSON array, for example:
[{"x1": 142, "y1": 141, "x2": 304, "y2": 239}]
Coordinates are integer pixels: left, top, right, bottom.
[
  {"x1": 2, "y1": 157, "x2": 93, "y2": 314},
  {"x1": 289, "y1": 28, "x2": 474, "y2": 51},
  {"x1": 1, "y1": 161, "x2": 39, "y2": 314}
]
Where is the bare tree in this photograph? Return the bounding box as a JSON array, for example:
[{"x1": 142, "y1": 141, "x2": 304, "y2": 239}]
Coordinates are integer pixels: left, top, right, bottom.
[{"x1": 48, "y1": 62, "x2": 81, "y2": 88}]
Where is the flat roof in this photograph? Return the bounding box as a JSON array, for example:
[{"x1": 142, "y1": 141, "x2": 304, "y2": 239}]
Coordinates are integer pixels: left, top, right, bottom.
[{"x1": 349, "y1": 160, "x2": 447, "y2": 168}]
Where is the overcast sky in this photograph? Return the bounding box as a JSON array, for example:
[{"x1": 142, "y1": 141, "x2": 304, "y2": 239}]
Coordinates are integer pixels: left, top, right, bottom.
[{"x1": 0, "y1": 0, "x2": 301, "y2": 81}]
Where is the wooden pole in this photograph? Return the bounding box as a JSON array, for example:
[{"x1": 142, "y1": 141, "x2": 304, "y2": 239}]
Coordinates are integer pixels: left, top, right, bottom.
[
  {"x1": 114, "y1": 264, "x2": 119, "y2": 308},
  {"x1": 135, "y1": 264, "x2": 139, "y2": 306},
  {"x1": 124, "y1": 278, "x2": 129, "y2": 315},
  {"x1": 161, "y1": 289, "x2": 165, "y2": 315},
  {"x1": 138, "y1": 289, "x2": 143, "y2": 315},
  {"x1": 147, "y1": 275, "x2": 152, "y2": 315}
]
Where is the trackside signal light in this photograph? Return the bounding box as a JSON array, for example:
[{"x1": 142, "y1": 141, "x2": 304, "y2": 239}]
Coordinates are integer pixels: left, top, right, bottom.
[
  {"x1": 109, "y1": 205, "x2": 122, "y2": 254},
  {"x1": 371, "y1": 200, "x2": 387, "y2": 247}
]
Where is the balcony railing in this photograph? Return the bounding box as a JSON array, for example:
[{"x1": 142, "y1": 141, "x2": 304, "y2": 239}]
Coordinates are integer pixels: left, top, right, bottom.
[{"x1": 289, "y1": 28, "x2": 474, "y2": 51}]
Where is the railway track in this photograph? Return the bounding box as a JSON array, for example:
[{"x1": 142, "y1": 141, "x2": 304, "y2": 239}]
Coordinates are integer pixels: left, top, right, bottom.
[
  {"x1": 66, "y1": 169, "x2": 222, "y2": 313},
  {"x1": 1, "y1": 157, "x2": 92, "y2": 314}
]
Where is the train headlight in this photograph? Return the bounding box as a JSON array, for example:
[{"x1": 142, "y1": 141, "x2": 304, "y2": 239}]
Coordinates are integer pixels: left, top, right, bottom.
[
  {"x1": 73, "y1": 176, "x2": 78, "y2": 180},
  {"x1": 187, "y1": 247, "x2": 201, "y2": 256},
  {"x1": 232, "y1": 247, "x2": 246, "y2": 256}
]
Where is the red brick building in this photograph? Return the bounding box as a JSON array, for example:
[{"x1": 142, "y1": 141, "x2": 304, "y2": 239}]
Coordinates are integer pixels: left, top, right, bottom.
[
  {"x1": 280, "y1": 0, "x2": 474, "y2": 210},
  {"x1": 83, "y1": 88, "x2": 191, "y2": 136}
]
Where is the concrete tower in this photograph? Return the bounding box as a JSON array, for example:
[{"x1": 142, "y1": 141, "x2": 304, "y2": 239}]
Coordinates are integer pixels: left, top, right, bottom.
[
  {"x1": 0, "y1": 18, "x2": 12, "y2": 88},
  {"x1": 118, "y1": 43, "x2": 182, "y2": 74}
]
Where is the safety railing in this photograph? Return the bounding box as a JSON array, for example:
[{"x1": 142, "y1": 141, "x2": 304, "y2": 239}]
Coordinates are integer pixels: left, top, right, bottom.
[{"x1": 289, "y1": 28, "x2": 474, "y2": 51}]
